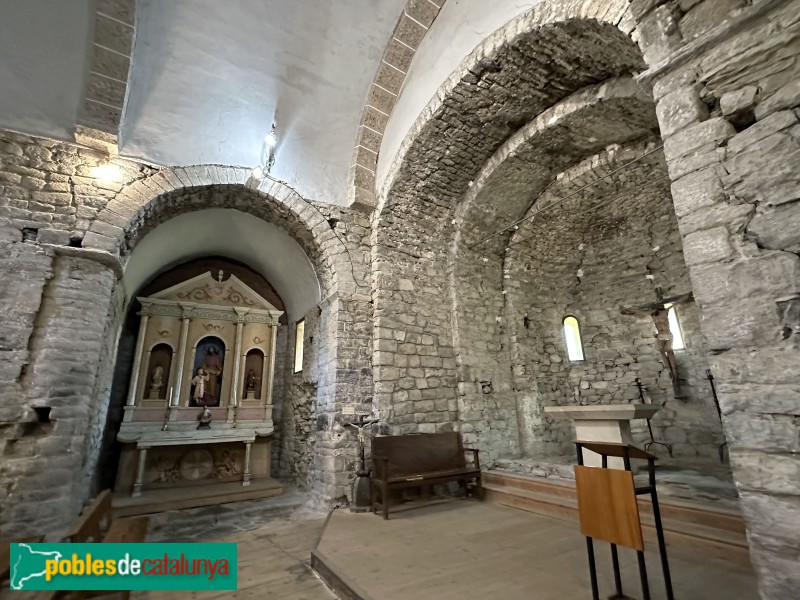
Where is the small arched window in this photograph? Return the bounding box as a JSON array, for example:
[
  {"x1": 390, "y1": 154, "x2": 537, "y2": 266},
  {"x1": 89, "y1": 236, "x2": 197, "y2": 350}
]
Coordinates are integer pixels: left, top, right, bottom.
[
  {"x1": 666, "y1": 305, "x2": 685, "y2": 350},
  {"x1": 563, "y1": 316, "x2": 584, "y2": 362}
]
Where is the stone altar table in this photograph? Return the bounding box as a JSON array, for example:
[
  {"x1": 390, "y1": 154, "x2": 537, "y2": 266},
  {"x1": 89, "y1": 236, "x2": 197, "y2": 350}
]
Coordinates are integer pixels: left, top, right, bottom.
[{"x1": 544, "y1": 404, "x2": 660, "y2": 470}]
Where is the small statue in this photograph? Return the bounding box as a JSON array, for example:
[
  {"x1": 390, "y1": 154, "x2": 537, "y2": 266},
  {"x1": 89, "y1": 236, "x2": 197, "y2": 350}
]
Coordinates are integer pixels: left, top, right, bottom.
[
  {"x1": 197, "y1": 404, "x2": 212, "y2": 429},
  {"x1": 149, "y1": 364, "x2": 165, "y2": 399},
  {"x1": 191, "y1": 367, "x2": 209, "y2": 405},
  {"x1": 245, "y1": 368, "x2": 257, "y2": 391},
  {"x1": 151, "y1": 365, "x2": 164, "y2": 389},
  {"x1": 201, "y1": 346, "x2": 224, "y2": 405},
  {"x1": 620, "y1": 291, "x2": 693, "y2": 383}
]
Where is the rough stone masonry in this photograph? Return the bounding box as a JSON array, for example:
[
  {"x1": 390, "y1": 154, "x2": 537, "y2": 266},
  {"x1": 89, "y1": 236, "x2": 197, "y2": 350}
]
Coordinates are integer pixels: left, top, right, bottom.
[{"x1": 0, "y1": 0, "x2": 798, "y2": 598}]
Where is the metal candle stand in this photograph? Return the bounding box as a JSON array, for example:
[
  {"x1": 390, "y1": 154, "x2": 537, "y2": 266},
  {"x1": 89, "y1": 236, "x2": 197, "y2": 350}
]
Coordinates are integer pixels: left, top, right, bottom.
[
  {"x1": 633, "y1": 378, "x2": 673, "y2": 458},
  {"x1": 577, "y1": 442, "x2": 674, "y2": 600},
  {"x1": 706, "y1": 369, "x2": 728, "y2": 462},
  {"x1": 345, "y1": 413, "x2": 379, "y2": 512}
]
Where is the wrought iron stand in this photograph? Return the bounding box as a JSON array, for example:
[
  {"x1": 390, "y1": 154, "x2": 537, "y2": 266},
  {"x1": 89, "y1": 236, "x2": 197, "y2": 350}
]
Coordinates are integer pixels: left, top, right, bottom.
[
  {"x1": 633, "y1": 378, "x2": 673, "y2": 457},
  {"x1": 577, "y1": 442, "x2": 674, "y2": 600},
  {"x1": 345, "y1": 414, "x2": 379, "y2": 512}
]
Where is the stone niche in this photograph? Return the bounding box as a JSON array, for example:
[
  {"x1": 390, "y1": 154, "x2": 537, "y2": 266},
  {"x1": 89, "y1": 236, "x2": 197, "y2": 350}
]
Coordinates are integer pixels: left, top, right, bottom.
[{"x1": 114, "y1": 271, "x2": 284, "y2": 510}]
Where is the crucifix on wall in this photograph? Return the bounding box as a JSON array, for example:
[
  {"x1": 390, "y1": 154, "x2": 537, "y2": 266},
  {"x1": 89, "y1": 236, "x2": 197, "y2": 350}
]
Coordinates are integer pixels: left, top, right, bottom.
[{"x1": 620, "y1": 289, "x2": 693, "y2": 396}]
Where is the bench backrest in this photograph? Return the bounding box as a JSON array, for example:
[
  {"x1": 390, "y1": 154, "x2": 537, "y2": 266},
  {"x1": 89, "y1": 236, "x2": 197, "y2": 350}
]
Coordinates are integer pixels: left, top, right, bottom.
[
  {"x1": 372, "y1": 433, "x2": 466, "y2": 478},
  {"x1": 64, "y1": 489, "x2": 113, "y2": 542}
]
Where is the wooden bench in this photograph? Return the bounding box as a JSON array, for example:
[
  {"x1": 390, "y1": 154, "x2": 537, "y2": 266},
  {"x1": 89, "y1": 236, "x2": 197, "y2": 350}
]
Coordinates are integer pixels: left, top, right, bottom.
[
  {"x1": 59, "y1": 490, "x2": 149, "y2": 600},
  {"x1": 370, "y1": 432, "x2": 482, "y2": 519},
  {"x1": 63, "y1": 489, "x2": 149, "y2": 544}
]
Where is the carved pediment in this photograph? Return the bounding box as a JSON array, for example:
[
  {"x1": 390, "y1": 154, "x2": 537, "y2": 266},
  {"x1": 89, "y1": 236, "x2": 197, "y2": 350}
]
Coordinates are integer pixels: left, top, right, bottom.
[{"x1": 146, "y1": 272, "x2": 281, "y2": 313}]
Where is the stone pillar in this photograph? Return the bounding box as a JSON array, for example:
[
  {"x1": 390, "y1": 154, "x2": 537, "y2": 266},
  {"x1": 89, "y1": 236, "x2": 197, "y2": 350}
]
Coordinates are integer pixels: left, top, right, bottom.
[
  {"x1": 633, "y1": 0, "x2": 800, "y2": 596},
  {"x1": 5, "y1": 249, "x2": 120, "y2": 537},
  {"x1": 266, "y1": 323, "x2": 278, "y2": 404},
  {"x1": 126, "y1": 314, "x2": 149, "y2": 406},
  {"x1": 172, "y1": 311, "x2": 192, "y2": 405},
  {"x1": 132, "y1": 447, "x2": 148, "y2": 497},
  {"x1": 231, "y1": 310, "x2": 246, "y2": 406},
  {"x1": 242, "y1": 441, "x2": 252, "y2": 486}
]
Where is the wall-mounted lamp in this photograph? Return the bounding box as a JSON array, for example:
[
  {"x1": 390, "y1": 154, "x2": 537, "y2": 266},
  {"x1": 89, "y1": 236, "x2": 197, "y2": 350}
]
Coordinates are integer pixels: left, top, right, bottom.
[
  {"x1": 92, "y1": 162, "x2": 122, "y2": 182},
  {"x1": 251, "y1": 124, "x2": 278, "y2": 182}
]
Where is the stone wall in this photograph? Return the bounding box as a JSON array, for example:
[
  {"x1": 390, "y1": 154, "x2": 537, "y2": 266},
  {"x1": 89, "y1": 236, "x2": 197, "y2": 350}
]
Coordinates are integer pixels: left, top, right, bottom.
[
  {"x1": 372, "y1": 13, "x2": 651, "y2": 462},
  {"x1": 0, "y1": 130, "x2": 135, "y2": 536},
  {"x1": 276, "y1": 308, "x2": 320, "y2": 491},
  {"x1": 373, "y1": 0, "x2": 798, "y2": 594},
  {"x1": 4, "y1": 249, "x2": 117, "y2": 536},
  {"x1": 505, "y1": 146, "x2": 723, "y2": 461},
  {"x1": 0, "y1": 130, "x2": 372, "y2": 533},
  {"x1": 633, "y1": 0, "x2": 800, "y2": 595}
]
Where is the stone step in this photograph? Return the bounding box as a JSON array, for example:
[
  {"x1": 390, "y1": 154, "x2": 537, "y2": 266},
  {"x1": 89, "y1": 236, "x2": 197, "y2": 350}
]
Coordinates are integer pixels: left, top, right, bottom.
[
  {"x1": 483, "y1": 470, "x2": 752, "y2": 567},
  {"x1": 485, "y1": 469, "x2": 744, "y2": 530}
]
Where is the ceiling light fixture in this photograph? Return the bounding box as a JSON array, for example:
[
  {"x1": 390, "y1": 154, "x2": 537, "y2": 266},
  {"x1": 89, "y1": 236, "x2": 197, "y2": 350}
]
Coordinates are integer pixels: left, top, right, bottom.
[
  {"x1": 261, "y1": 123, "x2": 277, "y2": 174},
  {"x1": 250, "y1": 123, "x2": 277, "y2": 183}
]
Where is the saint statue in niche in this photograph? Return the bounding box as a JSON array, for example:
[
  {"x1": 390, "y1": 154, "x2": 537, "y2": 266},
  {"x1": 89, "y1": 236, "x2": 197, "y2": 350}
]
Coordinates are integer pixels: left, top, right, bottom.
[
  {"x1": 151, "y1": 365, "x2": 164, "y2": 389},
  {"x1": 191, "y1": 368, "x2": 209, "y2": 405},
  {"x1": 149, "y1": 364, "x2": 164, "y2": 399},
  {"x1": 190, "y1": 337, "x2": 225, "y2": 406},
  {"x1": 245, "y1": 369, "x2": 258, "y2": 391},
  {"x1": 191, "y1": 344, "x2": 224, "y2": 406}
]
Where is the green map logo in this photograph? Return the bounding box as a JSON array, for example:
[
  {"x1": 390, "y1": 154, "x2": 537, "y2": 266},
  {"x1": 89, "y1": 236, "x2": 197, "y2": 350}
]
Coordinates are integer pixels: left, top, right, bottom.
[
  {"x1": 9, "y1": 543, "x2": 237, "y2": 591},
  {"x1": 10, "y1": 543, "x2": 63, "y2": 590}
]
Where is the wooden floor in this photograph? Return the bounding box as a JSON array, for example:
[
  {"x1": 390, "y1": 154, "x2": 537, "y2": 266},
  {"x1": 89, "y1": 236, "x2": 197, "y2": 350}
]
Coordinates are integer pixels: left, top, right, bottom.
[
  {"x1": 313, "y1": 499, "x2": 759, "y2": 600},
  {"x1": 1, "y1": 496, "x2": 759, "y2": 599},
  {"x1": 147, "y1": 517, "x2": 334, "y2": 600}
]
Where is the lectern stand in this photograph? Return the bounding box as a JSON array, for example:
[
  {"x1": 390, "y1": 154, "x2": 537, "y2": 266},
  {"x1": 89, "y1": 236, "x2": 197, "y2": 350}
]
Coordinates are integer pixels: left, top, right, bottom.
[{"x1": 574, "y1": 442, "x2": 673, "y2": 600}]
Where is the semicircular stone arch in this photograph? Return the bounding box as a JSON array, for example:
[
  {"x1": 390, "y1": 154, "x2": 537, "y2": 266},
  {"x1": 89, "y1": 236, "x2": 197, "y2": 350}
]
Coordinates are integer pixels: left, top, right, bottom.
[
  {"x1": 82, "y1": 166, "x2": 366, "y2": 507},
  {"x1": 447, "y1": 77, "x2": 660, "y2": 456},
  {"x1": 370, "y1": 0, "x2": 654, "y2": 455},
  {"x1": 83, "y1": 165, "x2": 357, "y2": 300}
]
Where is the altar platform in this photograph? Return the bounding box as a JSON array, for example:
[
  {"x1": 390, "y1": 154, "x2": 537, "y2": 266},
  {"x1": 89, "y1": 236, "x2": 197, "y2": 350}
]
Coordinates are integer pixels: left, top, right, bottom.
[
  {"x1": 312, "y1": 501, "x2": 758, "y2": 600},
  {"x1": 112, "y1": 478, "x2": 283, "y2": 517}
]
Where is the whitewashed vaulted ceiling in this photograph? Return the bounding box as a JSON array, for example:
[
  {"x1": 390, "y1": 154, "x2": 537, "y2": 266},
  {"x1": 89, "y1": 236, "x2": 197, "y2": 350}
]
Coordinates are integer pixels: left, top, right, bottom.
[{"x1": 0, "y1": 0, "x2": 407, "y2": 204}]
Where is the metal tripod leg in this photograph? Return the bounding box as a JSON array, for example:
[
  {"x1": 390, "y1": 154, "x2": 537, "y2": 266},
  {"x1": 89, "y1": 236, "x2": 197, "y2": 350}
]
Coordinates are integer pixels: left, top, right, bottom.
[
  {"x1": 586, "y1": 537, "x2": 599, "y2": 600},
  {"x1": 637, "y1": 550, "x2": 651, "y2": 600}
]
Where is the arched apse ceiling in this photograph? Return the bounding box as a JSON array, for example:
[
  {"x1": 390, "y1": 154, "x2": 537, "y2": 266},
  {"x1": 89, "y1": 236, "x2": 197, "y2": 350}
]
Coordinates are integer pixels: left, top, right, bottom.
[
  {"x1": 376, "y1": 0, "x2": 633, "y2": 190},
  {"x1": 123, "y1": 208, "x2": 320, "y2": 321}
]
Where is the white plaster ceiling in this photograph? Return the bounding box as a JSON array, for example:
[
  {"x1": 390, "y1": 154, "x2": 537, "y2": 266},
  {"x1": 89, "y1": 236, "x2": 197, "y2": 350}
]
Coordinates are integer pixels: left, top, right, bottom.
[
  {"x1": 121, "y1": 0, "x2": 407, "y2": 204},
  {"x1": 0, "y1": 0, "x2": 91, "y2": 139},
  {"x1": 124, "y1": 209, "x2": 320, "y2": 322},
  {"x1": 378, "y1": 0, "x2": 544, "y2": 191}
]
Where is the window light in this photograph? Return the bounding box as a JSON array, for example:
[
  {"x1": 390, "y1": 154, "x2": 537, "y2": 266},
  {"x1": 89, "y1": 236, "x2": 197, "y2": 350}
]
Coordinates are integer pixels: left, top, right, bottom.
[
  {"x1": 294, "y1": 319, "x2": 305, "y2": 373},
  {"x1": 666, "y1": 305, "x2": 685, "y2": 350},
  {"x1": 563, "y1": 316, "x2": 584, "y2": 361}
]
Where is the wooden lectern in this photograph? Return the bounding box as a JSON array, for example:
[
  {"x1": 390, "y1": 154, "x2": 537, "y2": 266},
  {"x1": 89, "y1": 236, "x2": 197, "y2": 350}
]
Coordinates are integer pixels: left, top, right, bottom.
[{"x1": 574, "y1": 442, "x2": 673, "y2": 600}]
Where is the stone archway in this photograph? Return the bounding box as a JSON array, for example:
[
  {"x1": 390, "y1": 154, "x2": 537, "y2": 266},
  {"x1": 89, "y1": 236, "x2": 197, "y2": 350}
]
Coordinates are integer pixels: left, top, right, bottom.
[
  {"x1": 82, "y1": 165, "x2": 357, "y2": 299},
  {"x1": 371, "y1": 3, "x2": 651, "y2": 446},
  {"x1": 448, "y1": 77, "x2": 660, "y2": 460},
  {"x1": 85, "y1": 170, "x2": 366, "y2": 507}
]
